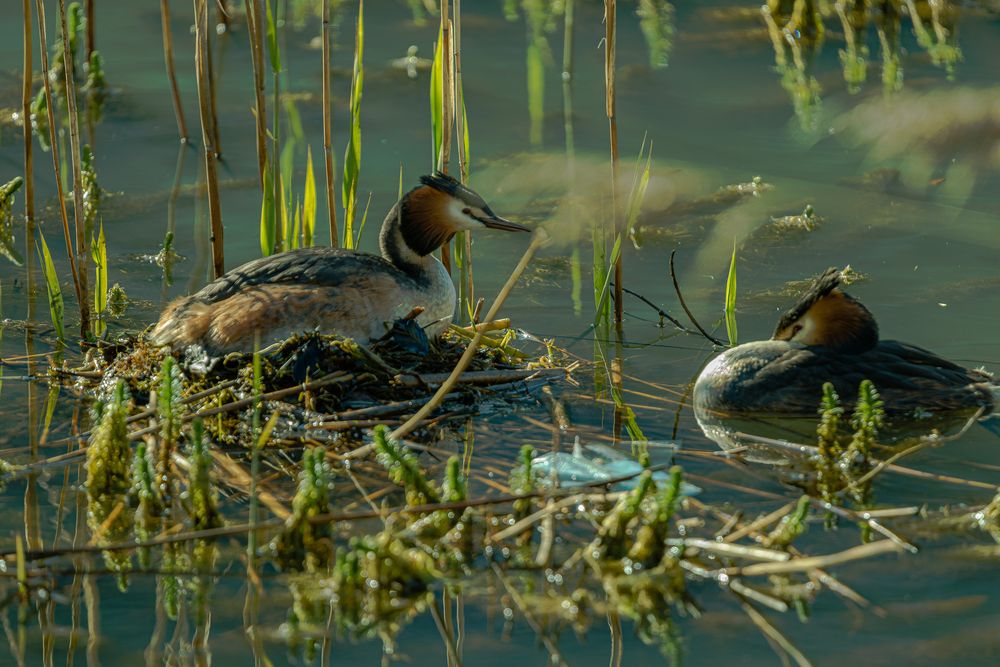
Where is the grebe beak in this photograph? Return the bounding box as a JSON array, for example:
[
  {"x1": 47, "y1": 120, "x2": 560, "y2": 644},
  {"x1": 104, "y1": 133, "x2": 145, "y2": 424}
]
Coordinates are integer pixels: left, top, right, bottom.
[{"x1": 475, "y1": 210, "x2": 530, "y2": 233}]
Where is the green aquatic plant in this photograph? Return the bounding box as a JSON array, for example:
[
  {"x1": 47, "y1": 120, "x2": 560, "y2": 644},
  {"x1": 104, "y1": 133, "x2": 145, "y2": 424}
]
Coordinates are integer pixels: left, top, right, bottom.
[
  {"x1": 80, "y1": 145, "x2": 99, "y2": 239},
  {"x1": 30, "y1": 88, "x2": 50, "y2": 151},
  {"x1": 373, "y1": 424, "x2": 441, "y2": 506},
  {"x1": 846, "y1": 379, "x2": 884, "y2": 465},
  {"x1": 724, "y1": 239, "x2": 738, "y2": 346},
  {"x1": 186, "y1": 419, "x2": 222, "y2": 531},
  {"x1": 156, "y1": 356, "x2": 184, "y2": 504},
  {"x1": 816, "y1": 381, "x2": 844, "y2": 506},
  {"x1": 84, "y1": 51, "x2": 107, "y2": 115},
  {"x1": 86, "y1": 380, "x2": 134, "y2": 587},
  {"x1": 767, "y1": 495, "x2": 811, "y2": 550},
  {"x1": 509, "y1": 444, "x2": 536, "y2": 518},
  {"x1": 637, "y1": 0, "x2": 674, "y2": 69},
  {"x1": 106, "y1": 282, "x2": 128, "y2": 318},
  {"x1": 273, "y1": 446, "x2": 334, "y2": 572},
  {"x1": 0, "y1": 176, "x2": 24, "y2": 266},
  {"x1": 92, "y1": 222, "x2": 107, "y2": 337},
  {"x1": 130, "y1": 441, "x2": 163, "y2": 567}
]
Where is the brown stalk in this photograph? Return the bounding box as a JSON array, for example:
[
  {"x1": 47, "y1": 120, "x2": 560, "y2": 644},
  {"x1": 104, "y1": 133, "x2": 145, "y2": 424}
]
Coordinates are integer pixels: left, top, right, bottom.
[
  {"x1": 381, "y1": 229, "x2": 547, "y2": 446},
  {"x1": 84, "y1": 0, "x2": 94, "y2": 61},
  {"x1": 57, "y1": 0, "x2": 91, "y2": 337},
  {"x1": 321, "y1": 0, "x2": 339, "y2": 246},
  {"x1": 22, "y1": 0, "x2": 35, "y2": 235},
  {"x1": 205, "y1": 6, "x2": 222, "y2": 157},
  {"x1": 604, "y1": 0, "x2": 622, "y2": 328},
  {"x1": 245, "y1": 0, "x2": 267, "y2": 188},
  {"x1": 437, "y1": 0, "x2": 453, "y2": 273},
  {"x1": 453, "y1": 0, "x2": 473, "y2": 311},
  {"x1": 193, "y1": 0, "x2": 225, "y2": 277},
  {"x1": 159, "y1": 0, "x2": 189, "y2": 142}
]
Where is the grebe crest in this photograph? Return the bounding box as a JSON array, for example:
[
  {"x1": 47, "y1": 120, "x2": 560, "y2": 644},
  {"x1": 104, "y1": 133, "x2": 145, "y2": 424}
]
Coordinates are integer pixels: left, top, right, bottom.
[{"x1": 771, "y1": 267, "x2": 878, "y2": 353}]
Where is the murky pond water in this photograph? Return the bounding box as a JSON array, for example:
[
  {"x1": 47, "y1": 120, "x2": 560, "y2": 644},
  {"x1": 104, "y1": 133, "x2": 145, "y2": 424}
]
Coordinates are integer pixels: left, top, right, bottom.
[{"x1": 1, "y1": 1, "x2": 999, "y2": 665}]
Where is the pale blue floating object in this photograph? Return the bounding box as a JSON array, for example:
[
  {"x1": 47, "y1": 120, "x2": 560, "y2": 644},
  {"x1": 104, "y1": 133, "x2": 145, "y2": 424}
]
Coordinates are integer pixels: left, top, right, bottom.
[{"x1": 528, "y1": 438, "x2": 700, "y2": 495}]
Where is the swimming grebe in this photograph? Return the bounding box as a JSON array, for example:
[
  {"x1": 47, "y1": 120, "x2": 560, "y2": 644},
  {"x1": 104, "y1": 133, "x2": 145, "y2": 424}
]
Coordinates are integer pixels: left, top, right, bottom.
[
  {"x1": 694, "y1": 268, "x2": 997, "y2": 426},
  {"x1": 151, "y1": 173, "x2": 529, "y2": 356}
]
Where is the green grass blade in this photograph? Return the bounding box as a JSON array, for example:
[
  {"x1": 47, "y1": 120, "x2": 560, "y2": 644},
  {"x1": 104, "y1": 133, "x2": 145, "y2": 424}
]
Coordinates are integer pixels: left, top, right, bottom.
[
  {"x1": 625, "y1": 140, "x2": 653, "y2": 248},
  {"x1": 303, "y1": 146, "x2": 317, "y2": 247},
  {"x1": 37, "y1": 231, "x2": 65, "y2": 342},
  {"x1": 92, "y1": 222, "x2": 107, "y2": 337},
  {"x1": 259, "y1": 163, "x2": 276, "y2": 257},
  {"x1": 724, "y1": 240, "x2": 738, "y2": 346},
  {"x1": 430, "y1": 22, "x2": 444, "y2": 166},
  {"x1": 265, "y1": 0, "x2": 281, "y2": 72},
  {"x1": 341, "y1": 0, "x2": 364, "y2": 249},
  {"x1": 593, "y1": 232, "x2": 623, "y2": 327}
]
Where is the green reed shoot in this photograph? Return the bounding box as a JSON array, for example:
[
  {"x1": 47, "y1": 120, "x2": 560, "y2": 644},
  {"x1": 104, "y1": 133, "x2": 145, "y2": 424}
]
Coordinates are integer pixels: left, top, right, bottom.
[
  {"x1": 303, "y1": 146, "x2": 316, "y2": 247},
  {"x1": 260, "y1": 159, "x2": 276, "y2": 256},
  {"x1": 36, "y1": 231, "x2": 65, "y2": 343},
  {"x1": 724, "y1": 240, "x2": 738, "y2": 346},
  {"x1": 0, "y1": 177, "x2": 24, "y2": 266},
  {"x1": 430, "y1": 20, "x2": 445, "y2": 167},
  {"x1": 625, "y1": 138, "x2": 653, "y2": 248},
  {"x1": 342, "y1": 0, "x2": 364, "y2": 249},
  {"x1": 91, "y1": 221, "x2": 106, "y2": 337}
]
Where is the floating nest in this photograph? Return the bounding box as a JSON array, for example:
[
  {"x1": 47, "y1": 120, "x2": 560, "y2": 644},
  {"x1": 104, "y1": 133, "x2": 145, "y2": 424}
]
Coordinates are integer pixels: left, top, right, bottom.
[{"x1": 87, "y1": 320, "x2": 573, "y2": 448}]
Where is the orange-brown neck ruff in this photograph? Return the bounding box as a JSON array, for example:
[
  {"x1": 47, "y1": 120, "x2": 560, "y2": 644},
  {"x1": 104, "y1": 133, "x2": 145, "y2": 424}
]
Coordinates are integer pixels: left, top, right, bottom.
[
  {"x1": 399, "y1": 185, "x2": 455, "y2": 256},
  {"x1": 772, "y1": 268, "x2": 879, "y2": 353}
]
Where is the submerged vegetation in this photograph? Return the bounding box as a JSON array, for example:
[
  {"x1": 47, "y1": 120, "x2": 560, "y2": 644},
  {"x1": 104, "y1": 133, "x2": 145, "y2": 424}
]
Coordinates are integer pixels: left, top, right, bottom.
[{"x1": 0, "y1": 0, "x2": 997, "y2": 664}]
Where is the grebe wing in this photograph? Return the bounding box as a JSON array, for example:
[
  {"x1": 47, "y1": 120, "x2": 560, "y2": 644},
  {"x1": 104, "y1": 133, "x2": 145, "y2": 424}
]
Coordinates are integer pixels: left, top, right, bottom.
[{"x1": 191, "y1": 248, "x2": 403, "y2": 304}]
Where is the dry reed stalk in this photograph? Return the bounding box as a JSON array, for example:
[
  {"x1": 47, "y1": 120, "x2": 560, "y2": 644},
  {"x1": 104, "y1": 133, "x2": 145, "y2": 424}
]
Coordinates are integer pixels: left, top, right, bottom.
[
  {"x1": 193, "y1": 0, "x2": 225, "y2": 277},
  {"x1": 22, "y1": 0, "x2": 35, "y2": 232},
  {"x1": 437, "y1": 0, "x2": 453, "y2": 273},
  {"x1": 453, "y1": 0, "x2": 473, "y2": 310},
  {"x1": 205, "y1": 10, "x2": 222, "y2": 157},
  {"x1": 84, "y1": 0, "x2": 94, "y2": 61},
  {"x1": 383, "y1": 229, "x2": 547, "y2": 444},
  {"x1": 57, "y1": 0, "x2": 91, "y2": 336},
  {"x1": 159, "y1": 0, "x2": 189, "y2": 142},
  {"x1": 603, "y1": 0, "x2": 622, "y2": 328},
  {"x1": 321, "y1": 0, "x2": 339, "y2": 246},
  {"x1": 245, "y1": 0, "x2": 267, "y2": 187}
]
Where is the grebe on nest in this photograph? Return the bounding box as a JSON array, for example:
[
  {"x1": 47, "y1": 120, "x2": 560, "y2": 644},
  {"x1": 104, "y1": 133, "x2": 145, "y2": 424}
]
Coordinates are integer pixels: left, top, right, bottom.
[
  {"x1": 694, "y1": 268, "x2": 997, "y2": 428},
  {"x1": 151, "y1": 173, "x2": 529, "y2": 356}
]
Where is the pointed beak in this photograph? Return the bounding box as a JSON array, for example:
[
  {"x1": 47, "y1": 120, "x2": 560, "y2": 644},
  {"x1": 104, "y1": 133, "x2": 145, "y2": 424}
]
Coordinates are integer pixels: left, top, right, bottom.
[{"x1": 478, "y1": 213, "x2": 531, "y2": 233}]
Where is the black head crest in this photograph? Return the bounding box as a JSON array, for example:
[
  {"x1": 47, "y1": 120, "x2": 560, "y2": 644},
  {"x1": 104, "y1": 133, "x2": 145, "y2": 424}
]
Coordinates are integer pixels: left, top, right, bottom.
[
  {"x1": 419, "y1": 172, "x2": 491, "y2": 211},
  {"x1": 772, "y1": 267, "x2": 842, "y2": 338}
]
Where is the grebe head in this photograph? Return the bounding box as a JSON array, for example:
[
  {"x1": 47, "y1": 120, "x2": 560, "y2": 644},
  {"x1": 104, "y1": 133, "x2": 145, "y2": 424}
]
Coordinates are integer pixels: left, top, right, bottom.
[
  {"x1": 397, "y1": 172, "x2": 529, "y2": 256},
  {"x1": 771, "y1": 267, "x2": 879, "y2": 353}
]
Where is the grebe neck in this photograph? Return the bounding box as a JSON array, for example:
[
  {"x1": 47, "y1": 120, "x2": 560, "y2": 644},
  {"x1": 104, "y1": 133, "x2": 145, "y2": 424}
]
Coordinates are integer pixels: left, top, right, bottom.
[{"x1": 379, "y1": 201, "x2": 447, "y2": 283}]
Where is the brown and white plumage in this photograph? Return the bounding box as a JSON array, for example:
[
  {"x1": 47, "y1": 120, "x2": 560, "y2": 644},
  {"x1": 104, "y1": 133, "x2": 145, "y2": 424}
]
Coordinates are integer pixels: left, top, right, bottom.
[
  {"x1": 151, "y1": 173, "x2": 529, "y2": 356},
  {"x1": 695, "y1": 268, "x2": 997, "y2": 426}
]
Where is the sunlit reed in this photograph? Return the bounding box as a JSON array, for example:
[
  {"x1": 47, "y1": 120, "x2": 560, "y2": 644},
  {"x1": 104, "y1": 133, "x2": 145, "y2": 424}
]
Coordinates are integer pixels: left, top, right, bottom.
[{"x1": 193, "y1": 0, "x2": 225, "y2": 277}]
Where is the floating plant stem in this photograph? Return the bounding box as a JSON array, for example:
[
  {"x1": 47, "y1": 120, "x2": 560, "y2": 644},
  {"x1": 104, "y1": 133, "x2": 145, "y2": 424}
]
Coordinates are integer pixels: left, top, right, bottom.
[
  {"x1": 321, "y1": 0, "x2": 338, "y2": 247},
  {"x1": 193, "y1": 0, "x2": 224, "y2": 277},
  {"x1": 160, "y1": 0, "x2": 188, "y2": 142}
]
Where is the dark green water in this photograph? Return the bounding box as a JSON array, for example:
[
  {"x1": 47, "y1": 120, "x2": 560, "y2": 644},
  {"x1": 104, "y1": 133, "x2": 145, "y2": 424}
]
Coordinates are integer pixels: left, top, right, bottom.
[{"x1": 1, "y1": 1, "x2": 999, "y2": 664}]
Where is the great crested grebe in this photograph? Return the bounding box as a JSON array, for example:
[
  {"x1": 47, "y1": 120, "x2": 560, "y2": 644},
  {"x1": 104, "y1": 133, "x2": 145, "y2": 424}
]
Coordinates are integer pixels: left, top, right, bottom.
[
  {"x1": 694, "y1": 268, "x2": 998, "y2": 428},
  {"x1": 151, "y1": 173, "x2": 529, "y2": 356}
]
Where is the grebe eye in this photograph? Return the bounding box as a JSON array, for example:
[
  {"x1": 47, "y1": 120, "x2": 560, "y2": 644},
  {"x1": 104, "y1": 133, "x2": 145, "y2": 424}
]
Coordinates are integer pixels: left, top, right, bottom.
[
  {"x1": 791, "y1": 324, "x2": 803, "y2": 336},
  {"x1": 462, "y1": 207, "x2": 472, "y2": 215}
]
